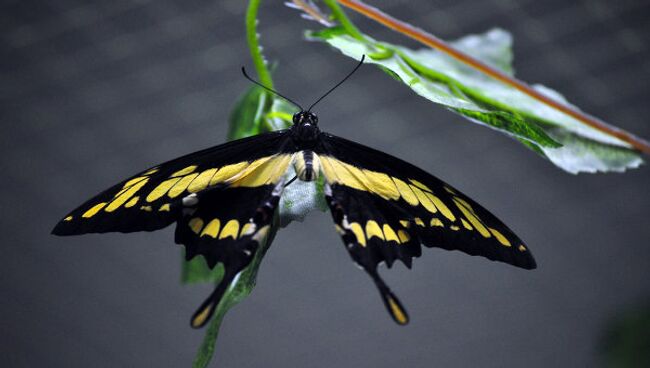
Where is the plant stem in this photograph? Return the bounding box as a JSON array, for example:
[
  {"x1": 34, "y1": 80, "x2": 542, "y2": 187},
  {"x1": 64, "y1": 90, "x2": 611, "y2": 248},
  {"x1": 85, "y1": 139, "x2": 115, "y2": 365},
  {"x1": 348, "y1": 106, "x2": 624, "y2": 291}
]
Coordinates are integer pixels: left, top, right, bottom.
[
  {"x1": 335, "y1": 0, "x2": 650, "y2": 154},
  {"x1": 246, "y1": 0, "x2": 274, "y2": 88}
]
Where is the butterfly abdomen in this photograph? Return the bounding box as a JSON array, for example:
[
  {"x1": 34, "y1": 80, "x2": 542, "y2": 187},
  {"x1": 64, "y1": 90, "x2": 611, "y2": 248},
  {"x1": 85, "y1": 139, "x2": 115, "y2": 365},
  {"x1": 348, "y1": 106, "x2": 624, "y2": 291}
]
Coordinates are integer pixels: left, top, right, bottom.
[{"x1": 293, "y1": 150, "x2": 321, "y2": 182}]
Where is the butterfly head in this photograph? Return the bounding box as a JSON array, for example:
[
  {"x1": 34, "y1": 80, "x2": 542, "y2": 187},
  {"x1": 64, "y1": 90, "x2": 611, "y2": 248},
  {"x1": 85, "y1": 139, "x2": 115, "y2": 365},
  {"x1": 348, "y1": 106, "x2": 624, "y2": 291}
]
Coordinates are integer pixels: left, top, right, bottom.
[
  {"x1": 241, "y1": 55, "x2": 365, "y2": 147},
  {"x1": 293, "y1": 111, "x2": 318, "y2": 126},
  {"x1": 291, "y1": 111, "x2": 320, "y2": 144}
]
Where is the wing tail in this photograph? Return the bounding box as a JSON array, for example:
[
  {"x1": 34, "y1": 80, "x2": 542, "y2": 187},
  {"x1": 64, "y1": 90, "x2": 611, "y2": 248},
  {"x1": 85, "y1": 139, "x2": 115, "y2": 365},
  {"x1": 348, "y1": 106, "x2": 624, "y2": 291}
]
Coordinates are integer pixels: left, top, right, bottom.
[
  {"x1": 368, "y1": 268, "x2": 410, "y2": 325},
  {"x1": 190, "y1": 268, "x2": 238, "y2": 328}
]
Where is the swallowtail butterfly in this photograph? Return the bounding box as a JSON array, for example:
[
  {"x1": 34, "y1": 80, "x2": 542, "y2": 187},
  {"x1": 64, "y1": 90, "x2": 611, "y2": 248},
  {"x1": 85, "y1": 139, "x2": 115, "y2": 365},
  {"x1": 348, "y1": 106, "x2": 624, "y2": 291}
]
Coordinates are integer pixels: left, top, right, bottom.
[{"x1": 53, "y1": 56, "x2": 535, "y2": 328}]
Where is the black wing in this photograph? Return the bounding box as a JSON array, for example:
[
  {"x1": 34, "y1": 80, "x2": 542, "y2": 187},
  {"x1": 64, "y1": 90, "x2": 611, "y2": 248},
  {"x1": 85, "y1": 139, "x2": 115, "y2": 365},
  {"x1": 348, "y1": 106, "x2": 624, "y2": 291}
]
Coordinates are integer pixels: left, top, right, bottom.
[
  {"x1": 52, "y1": 130, "x2": 292, "y2": 235},
  {"x1": 179, "y1": 182, "x2": 284, "y2": 328},
  {"x1": 52, "y1": 131, "x2": 295, "y2": 328},
  {"x1": 316, "y1": 132, "x2": 535, "y2": 324}
]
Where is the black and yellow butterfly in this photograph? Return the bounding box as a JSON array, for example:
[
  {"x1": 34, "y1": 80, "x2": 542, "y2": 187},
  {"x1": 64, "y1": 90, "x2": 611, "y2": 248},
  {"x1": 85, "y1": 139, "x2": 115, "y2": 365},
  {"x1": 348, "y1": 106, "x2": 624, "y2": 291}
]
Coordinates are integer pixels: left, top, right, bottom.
[{"x1": 52, "y1": 56, "x2": 535, "y2": 329}]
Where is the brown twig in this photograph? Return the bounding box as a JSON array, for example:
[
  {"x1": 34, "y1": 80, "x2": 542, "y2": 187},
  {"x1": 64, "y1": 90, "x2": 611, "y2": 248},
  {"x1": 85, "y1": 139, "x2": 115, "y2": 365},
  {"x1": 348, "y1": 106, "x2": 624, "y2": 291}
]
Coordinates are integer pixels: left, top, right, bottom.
[
  {"x1": 289, "y1": 0, "x2": 335, "y2": 27},
  {"x1": 336, "y1": 0, "x2": 650, "y2": 154}
]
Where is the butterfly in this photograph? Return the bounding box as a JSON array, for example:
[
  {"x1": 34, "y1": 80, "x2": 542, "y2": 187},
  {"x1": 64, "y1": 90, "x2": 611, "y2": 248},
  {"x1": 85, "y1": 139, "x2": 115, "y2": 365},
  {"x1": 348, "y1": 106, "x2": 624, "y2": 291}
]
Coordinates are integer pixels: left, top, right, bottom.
[{"x1": 52, "y1": 55, "x2": 536, "y2": 329}]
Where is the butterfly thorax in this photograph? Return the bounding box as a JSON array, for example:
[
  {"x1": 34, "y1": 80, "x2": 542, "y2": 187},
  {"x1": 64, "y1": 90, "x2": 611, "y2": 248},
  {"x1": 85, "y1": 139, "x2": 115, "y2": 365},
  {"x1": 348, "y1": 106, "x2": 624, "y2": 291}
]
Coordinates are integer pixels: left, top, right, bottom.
[
  {"x1": 290, "y1": 111, "x2": 322, "y2": 181},
  {"x1": 291, "y1": 111, "x2": 320, "y2": 149}
]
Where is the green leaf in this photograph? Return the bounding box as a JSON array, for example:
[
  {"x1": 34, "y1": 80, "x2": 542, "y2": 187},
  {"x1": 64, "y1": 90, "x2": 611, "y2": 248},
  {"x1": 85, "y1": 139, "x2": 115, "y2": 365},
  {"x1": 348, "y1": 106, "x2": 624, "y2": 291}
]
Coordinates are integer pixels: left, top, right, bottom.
[
  {"x1": 227, "y1": 86, "x2": 270, "y2": 140},
  {"x1": 182, "y1": 257, "x2": 224, "y2": 284},
  {"x1": 309, "y1": 27, "x2": 644, "y2": 173},
  {"x1": 600, "y1": 303, "x2": 650, "y2": 368},
  {"x1": 539, "y1": 128, "x2": 642, "y2": 174}
]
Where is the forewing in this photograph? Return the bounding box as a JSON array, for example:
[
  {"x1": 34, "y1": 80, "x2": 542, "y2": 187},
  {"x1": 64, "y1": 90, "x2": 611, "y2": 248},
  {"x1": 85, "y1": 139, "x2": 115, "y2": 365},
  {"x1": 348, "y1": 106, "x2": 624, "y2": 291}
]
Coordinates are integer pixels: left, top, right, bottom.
[
  {"x1": 52, "y1": 131, "x2": 291, "y2": 235},
  {"x1": 318, "y1": 133, "x2": 536, "y2": 270}
]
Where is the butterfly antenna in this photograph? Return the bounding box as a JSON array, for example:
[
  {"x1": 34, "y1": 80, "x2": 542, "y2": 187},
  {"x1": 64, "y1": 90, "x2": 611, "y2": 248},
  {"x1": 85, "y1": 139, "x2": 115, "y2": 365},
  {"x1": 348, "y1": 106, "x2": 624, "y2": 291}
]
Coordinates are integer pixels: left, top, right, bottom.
[
  {"x1": 307, "y1": 54, "x2": 366, "y2": 112},
  {"x1": 241, "y1": 67, "x2": 304, "y2": 111}
]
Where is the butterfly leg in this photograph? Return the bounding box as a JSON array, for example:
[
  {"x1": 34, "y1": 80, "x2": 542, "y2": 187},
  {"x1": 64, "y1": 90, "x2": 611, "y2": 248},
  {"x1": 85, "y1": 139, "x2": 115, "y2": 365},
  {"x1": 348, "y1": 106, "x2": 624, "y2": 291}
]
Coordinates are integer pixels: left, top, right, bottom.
[{"x1": 283, "y1": 175, "x2": 298, "y2": 188}]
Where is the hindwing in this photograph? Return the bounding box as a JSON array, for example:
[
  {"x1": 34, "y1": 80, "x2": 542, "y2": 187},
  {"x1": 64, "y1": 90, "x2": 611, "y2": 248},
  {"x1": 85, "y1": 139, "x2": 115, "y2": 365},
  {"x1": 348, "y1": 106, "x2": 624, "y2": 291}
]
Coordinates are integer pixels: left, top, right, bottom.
[{"x1": 177, "y1": 182, "x2": 285, "y2": 328}]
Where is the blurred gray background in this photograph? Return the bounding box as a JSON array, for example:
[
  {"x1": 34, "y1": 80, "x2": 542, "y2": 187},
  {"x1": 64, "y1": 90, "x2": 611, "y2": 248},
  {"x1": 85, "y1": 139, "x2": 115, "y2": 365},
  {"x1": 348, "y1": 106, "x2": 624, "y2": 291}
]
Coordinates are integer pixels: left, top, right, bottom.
[{"x1": 2, "y1": 0, "x2": 649, "y2": 367}]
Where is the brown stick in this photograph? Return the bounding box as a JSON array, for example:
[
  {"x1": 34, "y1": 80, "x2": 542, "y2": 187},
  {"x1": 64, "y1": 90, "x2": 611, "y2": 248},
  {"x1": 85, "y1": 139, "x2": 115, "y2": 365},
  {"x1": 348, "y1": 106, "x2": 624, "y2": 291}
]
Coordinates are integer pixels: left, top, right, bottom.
[
  {"x1": 336, "y1": 0, "x2": 650, "y2": 154},
  {"x1": 291, "y1": 0, "x2": 334, "y2": 26}
]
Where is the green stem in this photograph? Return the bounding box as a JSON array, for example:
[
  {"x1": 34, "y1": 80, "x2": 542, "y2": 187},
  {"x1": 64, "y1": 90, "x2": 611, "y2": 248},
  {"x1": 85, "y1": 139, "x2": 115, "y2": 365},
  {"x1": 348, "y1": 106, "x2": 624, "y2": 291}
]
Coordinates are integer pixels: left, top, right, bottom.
[
  {"x1": 246, "y1": 0, "x2": 274, "y2": 88},
  {"x1": 322, "y1": 0, "x2": 366, "y2": 41}
]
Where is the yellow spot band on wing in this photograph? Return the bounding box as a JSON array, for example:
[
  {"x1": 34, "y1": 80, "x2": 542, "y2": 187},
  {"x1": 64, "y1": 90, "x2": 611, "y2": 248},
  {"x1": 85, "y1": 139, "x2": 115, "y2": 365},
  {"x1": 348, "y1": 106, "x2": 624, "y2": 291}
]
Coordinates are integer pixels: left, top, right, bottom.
[
  {"x1": 430, "y1": 218, "x2": 444, "y2": 227},
  {"x1": 168, "y1": 173, "x2": 199, "y2": 198},
  {"x1": 388, "y1": 297, "x2": 408, "y2": 325},
  {"x1": 140, "y1": 205, "x2": 152, "y2": 212},
  {"x1": 234, "y1": 155, "x2": 292, "y2": 187},
  {"x1": 363, "y1": 170, "x2": 400, "y2": 200},
  {"x1": 106, "y1": 179, "x2": 149, "y2": 212},
  {"x1": 461, "y1": 218, "x2": 473, "y2": 230},
  {"x1": 383, "y1": 224, "x2": 399, "y2": 243},
  {"x1": 408, "y1": 179, "x2": 432, "y2": 193},
  {"x1": 188, "y1": 168, "x2": 218, "y2": 193},
  {"x1": 219, "y1": 220, "x2": 239, "y2": 239},
  {"x1": 239, "y1": 222, "x2": 255, "y2": 238},
  {"x1": 393, "y1": 177, "x2": 418, "y2": 206},
  {"x1": 349, "y1": 222, "x2": 366, "y2": 247},
  {"x1": 425, "y1": 192, "x2": 456, "y2": 221},
  {"x1": 189, "y1": 218, "x2": 204, "y2": 234},
  {"x1": 444, "y1": 186, "x2": 457, "y2": 194},
  {"x1": 201, "y1": 219, "x2": 221, "y2": 238},
  {"x1": 231, "y1": 156, "x2": 273, "y2": 187},
  {"x1": 320, "y1": 157, "x2": 366, "y2": 191},
  {"x1": 518, "y1": 245, "x2": 527, "y2": 252},
  {"x1": 316, "y1": 158, "x2": 457, "y2": 228},
  {"x1": 453, "y1": 198, "x2": 491, "y2": 238},
  {"x1": 171, "y1": 165, "x2": 197, "y2": 177},
  {"x1": 414, "y1": 217, "x2": 425, "y2": 227},
  {"x1": 124, "y1": 196, "x2": 139, "y2": 208},
  {"x1": 410, "y1": 185, "x2": 437, "y2": 214},
  {"x1": 146, "y1": 177, "x2": 182, "y2": 202},
  {"x1": 158, "y1": 203, "x2": 170, "y2": 212},
  {"x1": 82, "y1": 202, "x2": 107, "y2": 218},
  {"x1": 489, "y1": 228, "x2": 511, "y2": 247},
  {"x1": 209, "y1": 162, "x2": 249, "y2": 186},
  {"x1": 397, "y1": 230, "x2": 410, "y2": 243},
  {"x1": 122, "y1": 176, "x2": 147, "y2": 190},
  {"x1": 64, "y1": 215, "x2": 73, "y2": 221},
  {"x1": 365, "y1": 220, "x2": 384, "y2": 241},
  {"x1": 191, "y1": 303, "x2": 214, "y2": 328}
]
